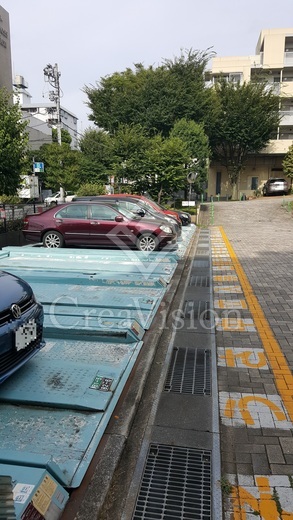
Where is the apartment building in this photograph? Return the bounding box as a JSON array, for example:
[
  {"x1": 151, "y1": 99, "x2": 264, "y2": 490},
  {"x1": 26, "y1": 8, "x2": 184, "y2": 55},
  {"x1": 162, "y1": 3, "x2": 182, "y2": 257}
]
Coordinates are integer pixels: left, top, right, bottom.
[{"x1": 207, "y1": 28, "x2": 293, "y2": 198}]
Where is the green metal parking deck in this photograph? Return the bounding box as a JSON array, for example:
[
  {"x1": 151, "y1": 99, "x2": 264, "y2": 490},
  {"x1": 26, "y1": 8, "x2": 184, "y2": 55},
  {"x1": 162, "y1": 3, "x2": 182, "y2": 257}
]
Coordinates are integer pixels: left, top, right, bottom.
[{"x1": 0, "y1": 226, "x2": 196, "y2": 515}]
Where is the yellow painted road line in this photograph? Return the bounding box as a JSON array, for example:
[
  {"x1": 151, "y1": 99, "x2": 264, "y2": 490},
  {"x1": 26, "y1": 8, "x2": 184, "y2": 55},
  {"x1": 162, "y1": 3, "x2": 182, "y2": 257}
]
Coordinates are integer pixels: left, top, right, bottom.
[{"x1": 219, "y1": 226, "x2": 293, "y2": 421}]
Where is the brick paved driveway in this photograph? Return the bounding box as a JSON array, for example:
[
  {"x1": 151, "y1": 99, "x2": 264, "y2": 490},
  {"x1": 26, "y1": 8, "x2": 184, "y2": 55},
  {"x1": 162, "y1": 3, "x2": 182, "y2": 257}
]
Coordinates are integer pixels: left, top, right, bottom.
[{"x1": 211, "y1": 196, "x2": 293, "y2": 519}]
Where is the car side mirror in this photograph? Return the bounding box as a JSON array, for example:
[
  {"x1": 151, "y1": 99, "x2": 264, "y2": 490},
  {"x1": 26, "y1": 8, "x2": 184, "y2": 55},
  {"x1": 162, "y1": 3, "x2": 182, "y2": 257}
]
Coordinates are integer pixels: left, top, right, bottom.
[{"x1": 115, "y1": 215, "x2": 124, "y2": 222}]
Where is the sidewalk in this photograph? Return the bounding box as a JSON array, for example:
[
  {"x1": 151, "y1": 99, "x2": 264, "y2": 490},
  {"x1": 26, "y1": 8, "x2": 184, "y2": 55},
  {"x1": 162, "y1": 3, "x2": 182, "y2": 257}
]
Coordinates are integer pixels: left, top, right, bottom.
[{"x1": 211, "y1": 198, "x2": 293, "y2": 519}]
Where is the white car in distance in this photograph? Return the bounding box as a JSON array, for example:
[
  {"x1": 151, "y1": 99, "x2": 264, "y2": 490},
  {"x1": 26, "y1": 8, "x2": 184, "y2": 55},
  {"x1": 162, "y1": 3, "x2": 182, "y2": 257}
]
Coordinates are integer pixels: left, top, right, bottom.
[{"x1": 44, "y1": 191, "x2": 76, "y2": 206}]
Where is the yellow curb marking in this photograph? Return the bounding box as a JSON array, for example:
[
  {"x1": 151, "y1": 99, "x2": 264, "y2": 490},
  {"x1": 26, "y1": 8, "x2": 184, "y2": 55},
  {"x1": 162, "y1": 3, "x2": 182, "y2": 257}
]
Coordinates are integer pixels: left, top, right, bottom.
[
  {"x1": 218, "y1": 226, "x2": 293, "y2": 421},
  {"x1": 216, "y1": 318, "x2": 256, "y2": 332},
  {"x1": 213, "y1": 275, "x2": 238, "y2": 282},
  {"x1": 214, "y1": 285, "x2": 242, "y2": 294},
  {"x1": 230, "y1": 476, "x2": 293, "y2": 519},
  {"x1": 224, "y1": 395, "x2": 287, "y2": 426},
  {"x1": 214, "y1": 299, "x2": 247, "y2": 309},
  {"x1": 218, "y1": 348, "x2": 268, "y2": 368}
]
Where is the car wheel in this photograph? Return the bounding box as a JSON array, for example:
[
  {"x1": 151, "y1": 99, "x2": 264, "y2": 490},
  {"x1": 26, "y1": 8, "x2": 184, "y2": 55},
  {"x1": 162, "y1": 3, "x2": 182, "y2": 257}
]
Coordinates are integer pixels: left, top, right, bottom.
[
  {"x1": 137, "y1": 234, "x2": 159, "y2": 252},
  {"x1": 43, "y1": 231, "x2": 64, "y2": 248},
  {"x1": 50, "y1": 201, "x2": 57, "y2": 206}
]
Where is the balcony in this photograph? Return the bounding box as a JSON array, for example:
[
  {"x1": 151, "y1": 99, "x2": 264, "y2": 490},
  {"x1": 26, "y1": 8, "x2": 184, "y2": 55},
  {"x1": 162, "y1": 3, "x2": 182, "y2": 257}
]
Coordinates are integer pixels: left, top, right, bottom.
[
  {"x1": 280, "y1": 110, "x2": 293, "y2": 125},
  {"x1": 284, "y1": 52, "x2": 293, "y2": 67},
  {"x1": 260, "y1": 138, "x2": 293, "y2": 154}
]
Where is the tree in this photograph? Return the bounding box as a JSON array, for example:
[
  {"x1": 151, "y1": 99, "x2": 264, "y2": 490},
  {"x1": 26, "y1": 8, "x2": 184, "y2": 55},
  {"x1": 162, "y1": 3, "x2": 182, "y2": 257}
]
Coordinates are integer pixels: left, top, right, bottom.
[
  {"x1": 127, "y1": 134, "x2": 189, "y2": 203},
  {"x1": 170, "y1": 118, "x2": 210, "y2": 194},
  {"x1": 110, "y1": 124, "x2": 149, "y2": 187},
  {"x1": 209, "y1": 79, "x2": 280, "y2": 199},
  {"x1": 0, "y1": 88, "x2": 29, "y2": 195},
  {"x1": 79, "y1": 128, "x2": 113, "y2": 184},
  {"x1": 84, "y1": 49, "x2": 216, "y2": 137},
  {"x1": 52, "y1": 128, "x2": 72, "y2": 145},
  {"x1": 282, "y1": 143, "x2": 293, "y2": 190},
  {"x1": 39, "y1": 142, "x2": 81, "y2": 191},
  {"x1": 76, "y1": 182, "x2": 106, "y2": 196}
]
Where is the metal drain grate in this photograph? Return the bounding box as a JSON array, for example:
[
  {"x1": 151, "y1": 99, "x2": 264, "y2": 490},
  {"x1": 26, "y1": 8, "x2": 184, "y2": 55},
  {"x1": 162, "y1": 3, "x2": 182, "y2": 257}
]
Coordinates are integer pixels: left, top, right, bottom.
[
  {"x1": 189, "y1": 275, "x2": 210, "y2": 287},
  {"x1": 196, "y1": 249, "x2": 209, "y2": 255},
  {"x1": 184, "y1": 300, "x2": 211, "y2": 321},
  {"x1": 133, "y1": 444, "x2": 212, "y2": 520},
  {"x1": 164, "y1": 348, "x2": 211, "y2": 395},
  {"x1": 193, "y1": 260, "x2": 210, "y2": 268}
]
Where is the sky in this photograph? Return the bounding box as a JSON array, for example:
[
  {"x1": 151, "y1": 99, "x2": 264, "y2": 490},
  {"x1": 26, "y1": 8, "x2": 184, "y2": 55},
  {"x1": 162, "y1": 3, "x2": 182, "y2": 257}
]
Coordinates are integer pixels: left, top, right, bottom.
[{"x1": 2, "y1": 0, "x2": 293, "y2": 137}]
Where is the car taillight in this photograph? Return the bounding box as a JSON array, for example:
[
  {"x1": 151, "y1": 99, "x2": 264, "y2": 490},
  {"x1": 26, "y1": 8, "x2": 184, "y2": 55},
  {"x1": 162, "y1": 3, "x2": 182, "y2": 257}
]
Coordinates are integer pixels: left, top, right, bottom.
[{"x1": 23, "y1": 218, "x2": 29, "y2": 229}]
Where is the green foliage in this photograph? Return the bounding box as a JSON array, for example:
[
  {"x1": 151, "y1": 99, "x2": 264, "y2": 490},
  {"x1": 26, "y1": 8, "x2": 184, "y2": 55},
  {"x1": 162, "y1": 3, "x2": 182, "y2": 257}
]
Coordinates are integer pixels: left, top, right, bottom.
[
  {"x1": 170, "y1": 118, "x2": 210, "y2": 192},
  {"x1": 0, "y1": 88, "x2": 29, "y2": 195},
  {"x1": 84, "y1": 49, "x2": 216, "y2": 137},
  {"x1": 38, "y1": 142, "x2": 82, "y2": 191},
  {"x1": 208, "y1": 79, "x2": 280, "y2": 199},
  {"x1": 128, "y1": 134, "x2": 190, "y2": 203},
  {"x1": 111, "y1": 124, "x2": 149, "y2": 182},
  {"x1": 52, "y1": 128, "x2": 72, "y2": 145},
  {"x1": 282, "y1": 144, "x2": 293, "y2": 182},
  {"x1": 76, "y1": 183, "x2": 106, "y2": 196},
  {"x1": 0, "y1": 194, "x2": 21, "y2": 204},
  {"x1": 79, "y1": 128, "x2": 113, "y2": 183},
  {"x1": 220, "y1": 477, "x2": 233, "y2": 496}
]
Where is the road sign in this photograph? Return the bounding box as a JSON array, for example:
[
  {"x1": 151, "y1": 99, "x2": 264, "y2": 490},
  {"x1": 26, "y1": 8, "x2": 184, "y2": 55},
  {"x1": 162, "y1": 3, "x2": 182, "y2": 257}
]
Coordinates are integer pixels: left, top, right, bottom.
[{"x1": 33, "y1": 162, "x2": 44, "y2": 173}]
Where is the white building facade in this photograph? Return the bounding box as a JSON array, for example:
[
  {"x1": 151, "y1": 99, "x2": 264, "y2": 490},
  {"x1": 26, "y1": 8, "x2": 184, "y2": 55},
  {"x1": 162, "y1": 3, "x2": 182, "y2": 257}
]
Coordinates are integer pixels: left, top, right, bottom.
[
  {"x1": 13, "y1": 75, "x2": 79, "y2": 150},
  {"x1": 207, "y1": 28, "x2": 293, "y2": 199}
]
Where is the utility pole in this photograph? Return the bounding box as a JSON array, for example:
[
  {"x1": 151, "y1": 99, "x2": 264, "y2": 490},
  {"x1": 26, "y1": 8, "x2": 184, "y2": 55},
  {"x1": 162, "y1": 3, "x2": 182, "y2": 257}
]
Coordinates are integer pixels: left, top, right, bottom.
[{"x1": 43, "y1": 63, "x2": 65, "y2": 200}]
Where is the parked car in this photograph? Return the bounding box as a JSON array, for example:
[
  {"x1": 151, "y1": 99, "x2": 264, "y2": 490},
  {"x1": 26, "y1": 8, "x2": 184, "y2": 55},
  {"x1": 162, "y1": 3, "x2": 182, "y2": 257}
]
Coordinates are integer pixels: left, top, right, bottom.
[
  {"x1": 99, "y1": 193, "x2": 191, "y2": 226},
  {"x1": 22, "y1": 202, "x2": 178, "y2": 252},
  {"x1": 0, "y1": 271, "x2": 45, "y2": 384},
  {"x1": 44, "y1": 191, "x2": 76, "y2": 206},
  {"x1": 72, "y1": 195, "x2": 182, "y2": 237},
  {"x1": 262, "y1": 178, "x2": 289, "y2": 196}
]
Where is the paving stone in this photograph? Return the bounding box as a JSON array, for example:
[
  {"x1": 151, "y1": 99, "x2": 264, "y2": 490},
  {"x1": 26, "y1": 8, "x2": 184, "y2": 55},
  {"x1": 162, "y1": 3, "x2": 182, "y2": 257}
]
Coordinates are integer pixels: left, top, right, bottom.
[
  {"x1": 280, "y1": 437, "x2": 293, "y2": 453},
  {"x1": 266, "y1": 445, "x2": 286, "y2": 464},
  {"x1": 270, "y1": 464, "x2": 293, "y2": 475},
  {"x1": 236, "y1": 463, "x2": 254, "y2": 475},
  {"x1": 252, "y1": 454, "x2": 270, "y2": 474}
]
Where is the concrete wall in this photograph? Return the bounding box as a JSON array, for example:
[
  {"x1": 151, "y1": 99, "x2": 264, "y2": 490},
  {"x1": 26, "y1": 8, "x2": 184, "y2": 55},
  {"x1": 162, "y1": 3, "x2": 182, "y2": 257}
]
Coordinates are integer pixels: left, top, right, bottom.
[{"x1": 0, "y1": 6, "x2": 12, "y2": 92}]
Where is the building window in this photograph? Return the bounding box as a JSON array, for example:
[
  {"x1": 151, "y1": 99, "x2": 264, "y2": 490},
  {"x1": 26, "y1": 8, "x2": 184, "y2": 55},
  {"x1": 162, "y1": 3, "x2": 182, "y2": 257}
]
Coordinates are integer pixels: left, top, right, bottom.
[{"x1": 251, "y1": 177, "x2": 258, "y2": 190}]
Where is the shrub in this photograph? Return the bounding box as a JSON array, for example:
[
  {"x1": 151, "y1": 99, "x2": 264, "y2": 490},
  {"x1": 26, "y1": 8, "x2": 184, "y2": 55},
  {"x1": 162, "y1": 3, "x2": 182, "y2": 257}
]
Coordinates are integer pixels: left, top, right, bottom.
[{"x1": 76, "y1": 183, "x2": 106, "y2": 196}]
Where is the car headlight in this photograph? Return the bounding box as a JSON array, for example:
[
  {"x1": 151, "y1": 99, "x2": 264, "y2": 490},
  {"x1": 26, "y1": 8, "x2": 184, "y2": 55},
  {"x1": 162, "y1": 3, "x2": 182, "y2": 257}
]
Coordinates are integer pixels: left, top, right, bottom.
[{"x1": 160, "y1": 225, "x2": 173, "y2": 234}]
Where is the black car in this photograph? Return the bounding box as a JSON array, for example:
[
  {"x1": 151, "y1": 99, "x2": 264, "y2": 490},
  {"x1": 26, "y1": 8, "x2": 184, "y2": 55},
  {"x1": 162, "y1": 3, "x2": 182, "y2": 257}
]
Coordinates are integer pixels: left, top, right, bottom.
[{"x1": 0, "y1": 271, "x2": 45, "y2": 384}]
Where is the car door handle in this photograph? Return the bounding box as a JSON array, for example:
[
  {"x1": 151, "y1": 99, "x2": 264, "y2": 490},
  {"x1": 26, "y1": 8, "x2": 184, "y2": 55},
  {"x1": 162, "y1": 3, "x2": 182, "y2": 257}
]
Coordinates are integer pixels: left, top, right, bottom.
[
  {"x1": 90, "y1": 221, "x2": 100, "y2": 225},
  {"x1": 55, "y1": 219, "x2": 63, "y2": 223}
]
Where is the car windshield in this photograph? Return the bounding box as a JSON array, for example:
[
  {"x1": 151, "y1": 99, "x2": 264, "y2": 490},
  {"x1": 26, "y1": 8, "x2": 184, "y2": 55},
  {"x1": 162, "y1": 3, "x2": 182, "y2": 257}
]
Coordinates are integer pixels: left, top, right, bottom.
[{"x1": 116, "y1": 206, "x2": 137, "y2": 219}]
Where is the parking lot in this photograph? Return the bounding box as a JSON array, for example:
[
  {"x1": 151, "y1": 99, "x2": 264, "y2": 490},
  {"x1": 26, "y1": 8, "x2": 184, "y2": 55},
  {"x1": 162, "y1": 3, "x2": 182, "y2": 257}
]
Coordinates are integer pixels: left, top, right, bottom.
[{"x1": 1, "y1": 196, "x2": 293, "y2": 519}]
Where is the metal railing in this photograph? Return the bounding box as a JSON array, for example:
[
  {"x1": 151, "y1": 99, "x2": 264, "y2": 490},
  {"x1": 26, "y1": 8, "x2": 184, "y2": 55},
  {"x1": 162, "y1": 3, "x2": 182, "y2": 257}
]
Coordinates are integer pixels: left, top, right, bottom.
[{"x1": 0, "y1": 202, "x2": 44, "y2": 234}]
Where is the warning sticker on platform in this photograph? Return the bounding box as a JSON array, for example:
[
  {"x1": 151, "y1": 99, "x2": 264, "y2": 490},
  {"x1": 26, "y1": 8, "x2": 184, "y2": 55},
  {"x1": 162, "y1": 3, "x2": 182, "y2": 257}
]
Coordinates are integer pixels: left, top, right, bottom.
[
  {"x1": 40, "y1": 475, "x2": 57, "y2": 498},
  {"x1": 32, "y1": 488, "x2": 51, "y2": 515},
  {"x1": 90, "y1": 375, "x2": 113, "y2": 391},
  {"x1": 13, "y1": 483, "x2": 34, "y2": 504}
]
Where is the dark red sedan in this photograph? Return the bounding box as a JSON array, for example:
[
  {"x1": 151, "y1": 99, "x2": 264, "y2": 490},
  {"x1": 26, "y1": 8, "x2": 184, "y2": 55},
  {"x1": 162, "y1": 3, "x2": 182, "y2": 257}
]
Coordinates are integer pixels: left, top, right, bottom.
[{"x1": 22, "y1": 202, "x2": 178, "y2": 252}]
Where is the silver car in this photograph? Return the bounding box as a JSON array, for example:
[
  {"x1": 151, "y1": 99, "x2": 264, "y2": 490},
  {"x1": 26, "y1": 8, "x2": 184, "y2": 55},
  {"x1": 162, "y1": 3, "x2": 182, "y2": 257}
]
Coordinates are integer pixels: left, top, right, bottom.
[{"x1": 262, "y1": 178, "x2": 289, "y2": 196}]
